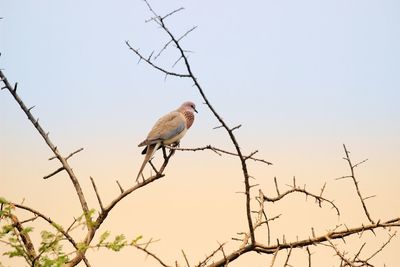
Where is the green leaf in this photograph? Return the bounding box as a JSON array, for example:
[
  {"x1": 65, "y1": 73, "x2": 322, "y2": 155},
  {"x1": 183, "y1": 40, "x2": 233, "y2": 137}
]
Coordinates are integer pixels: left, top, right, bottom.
[
  {"x1": 21, "y1": 227, "x2": 34, "y2": 234},
  {"x1": 130, "y1": 235, "x2": 143, "y2": 245},
  {"x1": 2, "y1": 224, "x2": 13, "y2": 234},
  {"x1": 40, "y1": 255, "x2": 69, "y2": 267},
  {"x1": 99, "y1": 231, "x2": 110, "y2": 244},
  {"x1": 3, "y1": 245, "x2": 25, "y2": 258},
  {"x1": 106, "y1": 234, "x2": 127, "y2": 251},
  {"x1": 0, "y1": 197, "x2": 7, "y2": 204}
]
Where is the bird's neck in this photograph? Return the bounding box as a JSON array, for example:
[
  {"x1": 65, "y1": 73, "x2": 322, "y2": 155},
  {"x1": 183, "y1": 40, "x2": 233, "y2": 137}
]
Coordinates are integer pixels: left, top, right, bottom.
[{"x1": 182, "y1": 111, "x2": 195, "y2": 129}]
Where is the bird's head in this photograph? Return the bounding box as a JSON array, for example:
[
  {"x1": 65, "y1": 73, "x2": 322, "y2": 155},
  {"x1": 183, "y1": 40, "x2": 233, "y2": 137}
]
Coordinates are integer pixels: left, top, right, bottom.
[{"x1": 179, "y1": 101, "x2": 198, "y2": 113}]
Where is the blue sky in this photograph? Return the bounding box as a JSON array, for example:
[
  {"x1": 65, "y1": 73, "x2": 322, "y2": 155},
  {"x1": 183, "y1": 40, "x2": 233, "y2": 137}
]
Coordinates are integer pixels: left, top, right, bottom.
[
  {"x1": 1, "y1": 0, "x2": 399, "y2": 148},
  {"x1": 1, "y1": 1, "x2": 400, "y2": 266}
]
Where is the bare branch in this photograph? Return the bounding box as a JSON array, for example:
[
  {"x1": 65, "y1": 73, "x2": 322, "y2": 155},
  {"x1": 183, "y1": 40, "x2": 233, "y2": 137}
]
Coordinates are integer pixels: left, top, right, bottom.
[
  {"x1": 90, "y1": 176, "x2": 104, "y2": 211},
  {"x1": 269, "y1": 249, "x2": 279, "y2": 267},
  {"x1": 207, "y1": 218, "x2": 400, "y2": 267},
  {"x1": 177, "y1": 26, "x2": 197, "y2": 43},
  {"x1": 0, "y1": 69, "x2": 92, "y2": 229},
  {"x1": 264, "y1": 181, "x2": 340, "y2": 216},
  {"x1": 181, "y1": 249, "x2": 190, "y2": 267},
  {"x1": 306, "y1": 247, "x2": 312, "y2": 267},
  {"x1": 11, "y1": 202, "x2": 80, "y2": 254},
  {"x1": 364, "y1": 232, "x2": 396, "y2": 262},
  {"x1": 137, "y1": 2, "x2": 257, "y2": 244},
  {"x1": 230, "y1": 124, "x2": 242, "y2": 132},
  {"x1": 197, "y1": 242, "x2": 226, "y2": 267},
  {"x1": 116, "y1": 180, "x2": 124, "y2": 193},
  {"x1": 166, "y1": 144, "x2": 272, "y2": 165},
  {"x1": 212, "y1": 125, "x2": 224, "y2": 130},
  {"x1": 66, "y1": 148, "x2": 84, "y2": 160},
  {"x1": 154, "y1": 39, "x2": 173, "y2": 60},
  {"x1": 134, "y1": 244, "x2": 171, "y2": 267},
  {"x1": 325, "y1": 237, "x2": 356, "y2": 267},
  {"x1": 273, "y1": 177, "x2": 280, "y2": 195},
  {"x1": 341, "y1": 144, "x2": 374, "y2": 224},
  {"x1": 162, "y1": 7, "x2": 185, "y2": 20},
  {"x1": 43, "y1": 166, "x2": 65, "y2": 179},
  {"x1": 283, "y1": 247, "x2": 293, "y2": 266},
  {"x1": 352, "y1": 158, "x2": 368, "y2": 169},
  {"x1": 126, "y1": 41, "x2": 190, "y2": 78}
]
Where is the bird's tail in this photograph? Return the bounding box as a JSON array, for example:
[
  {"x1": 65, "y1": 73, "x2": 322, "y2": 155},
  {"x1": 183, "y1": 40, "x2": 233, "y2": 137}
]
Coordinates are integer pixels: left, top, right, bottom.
[{"x1": 136, "y1": 143, "x2": 161, "y2": 181}]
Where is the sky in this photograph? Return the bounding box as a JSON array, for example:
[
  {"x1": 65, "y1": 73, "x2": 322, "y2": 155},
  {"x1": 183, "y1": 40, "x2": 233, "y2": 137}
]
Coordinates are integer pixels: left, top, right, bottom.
[{"x1": 1, "y1": 0, "x2": 400, "y2": 266}]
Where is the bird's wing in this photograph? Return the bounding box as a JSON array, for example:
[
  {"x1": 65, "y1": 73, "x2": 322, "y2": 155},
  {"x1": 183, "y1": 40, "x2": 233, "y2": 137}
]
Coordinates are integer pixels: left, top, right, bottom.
[{"x1": 141, "y1": 111, "x2": 186, "y2": 146}]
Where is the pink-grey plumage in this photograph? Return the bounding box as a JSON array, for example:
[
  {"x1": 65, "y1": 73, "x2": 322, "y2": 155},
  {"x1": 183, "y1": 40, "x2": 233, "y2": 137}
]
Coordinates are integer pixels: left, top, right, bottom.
[{"x1": 136, "y1": 101, "x2": 197, "y2": 181}]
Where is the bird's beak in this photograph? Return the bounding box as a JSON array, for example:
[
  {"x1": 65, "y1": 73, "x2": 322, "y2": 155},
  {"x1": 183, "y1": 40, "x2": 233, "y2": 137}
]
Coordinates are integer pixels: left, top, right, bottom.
[{"x1": 194, "y1": 107, "x2": 198, "y2": 113}]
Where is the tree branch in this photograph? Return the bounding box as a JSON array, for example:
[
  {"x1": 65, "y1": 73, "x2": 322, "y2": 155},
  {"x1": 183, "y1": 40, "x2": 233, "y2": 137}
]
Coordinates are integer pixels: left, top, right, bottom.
[
  {"x1": 133, "y1": 0, "x2": 260, "y2": 245},
  {"x1": 206, "y1": 218, "x2": 400, "y2": 267},
  {"x1": 263, "y1": 179, "x2": 340, "y2": 216},
  {"x1": 0, "y1": 70, "x2": 92, "y2": 229},
  {"x1": 341, "y1": 144, "x2": 374, "y2": 224}
]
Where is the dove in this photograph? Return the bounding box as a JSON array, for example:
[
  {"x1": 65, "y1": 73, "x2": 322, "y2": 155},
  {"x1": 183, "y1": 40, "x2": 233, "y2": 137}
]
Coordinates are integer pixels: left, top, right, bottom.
[{"x1": 136, "y1": 101, "x2": 197, "y2": 181}]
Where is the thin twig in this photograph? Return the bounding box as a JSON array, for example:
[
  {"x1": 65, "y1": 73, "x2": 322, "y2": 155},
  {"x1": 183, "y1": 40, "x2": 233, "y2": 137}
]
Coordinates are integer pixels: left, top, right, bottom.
[
  {"x1": 90, "y1": 176, "x2": 104, "y2": 211},
  {"x1": 43, "y1": 167, "x2": 65, "y2": 179},
  {"x1": 182, "y1": 249, "x2": 190, "y2": 267},
  {"x1": 134, "y1": 244, "x2": 171, "y2": 267},
  {"x1": 116, "y1": 180, "x2": 124, "y2": 193},
  {"x1": 66, "y1": 148, "x2": 84, "y2": 160}
]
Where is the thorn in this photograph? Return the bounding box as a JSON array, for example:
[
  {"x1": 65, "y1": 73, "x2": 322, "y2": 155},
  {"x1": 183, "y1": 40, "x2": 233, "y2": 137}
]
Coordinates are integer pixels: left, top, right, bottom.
[
  {"x1": 370, "y1": 229, "x2": 376, "y2": 236},
  {"x1": 28, "y1": 105, "x2": 36, "y2": 112},
  {"x1": 213, "y1": 125, "x2": 224, "y2": 130},
  {"x1": 230, "y1": 124, "x2": 242, "y2": 131},
  {"x1": 148, "y1": 50, "x2": 154, "y2": 61},
  {"x1": 14, "y1": 82, "x2": 18, "y2": 92}
]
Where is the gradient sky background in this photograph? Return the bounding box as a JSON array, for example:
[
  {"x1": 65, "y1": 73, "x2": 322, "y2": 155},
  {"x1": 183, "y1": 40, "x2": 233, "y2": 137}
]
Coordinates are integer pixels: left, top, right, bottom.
[{"x1": 1, "y1": 0, "x2": 399, "y2": 266}]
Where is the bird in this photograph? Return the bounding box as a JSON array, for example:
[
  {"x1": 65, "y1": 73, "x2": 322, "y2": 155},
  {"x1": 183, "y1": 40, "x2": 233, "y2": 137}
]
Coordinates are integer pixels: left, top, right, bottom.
[{"x1": 136, "y1": 101, "x2": 197, "y2": 181}]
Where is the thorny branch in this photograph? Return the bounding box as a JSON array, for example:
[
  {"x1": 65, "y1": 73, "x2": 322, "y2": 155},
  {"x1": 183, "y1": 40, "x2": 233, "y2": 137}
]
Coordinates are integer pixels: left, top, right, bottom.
[
  {"x1": 339, "y1": 144, "x2": 374, "y2": 224},
  {"x1": 129, "y1": 0, "x2": 259, "y2": 246},
  {"x1": 134, "y1": 244, "x2": 171, "y2": 267},
  {"x1": 0, "y1": 69, "x2": 91, "y2": 229},
  {"x1": 264, "y1": 177, "x2": 340, "y2": 216},
  {"x1": 123, "y1": 2, "x2": 400, "y2": 267},
  {"x1": 205, "y1": 218, "x2": 400, "y2": 267},
  {"x1": 165, "y1": 144, "x2": 272, "y2": 165},
  {"x1": 2, "y1": 2, "x2": 400, "y2": 267}
]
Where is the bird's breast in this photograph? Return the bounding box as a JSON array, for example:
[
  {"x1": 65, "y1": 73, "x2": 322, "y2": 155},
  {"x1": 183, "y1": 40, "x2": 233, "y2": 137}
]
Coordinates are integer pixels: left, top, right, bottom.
[{"x1": 184, "y1": 111, "x2": 195, "y2": 129}]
